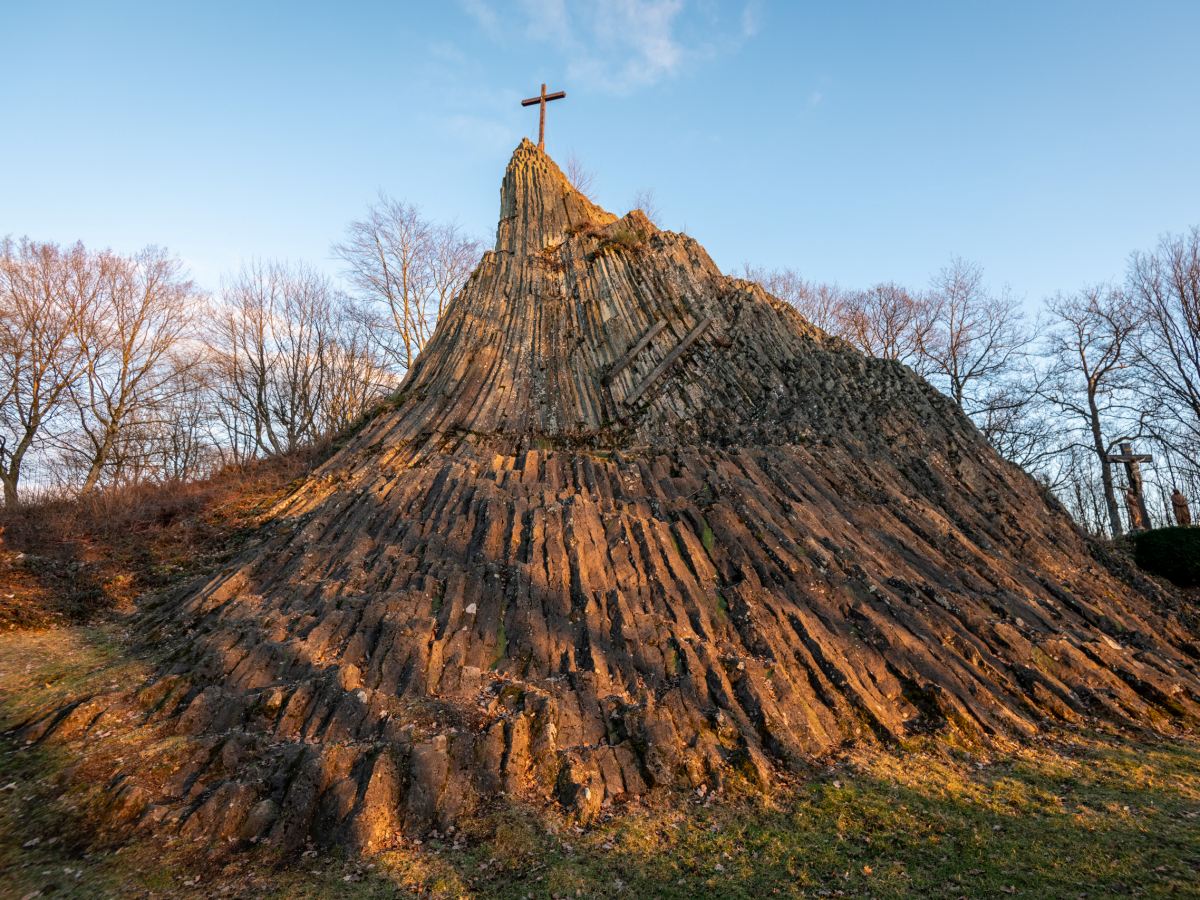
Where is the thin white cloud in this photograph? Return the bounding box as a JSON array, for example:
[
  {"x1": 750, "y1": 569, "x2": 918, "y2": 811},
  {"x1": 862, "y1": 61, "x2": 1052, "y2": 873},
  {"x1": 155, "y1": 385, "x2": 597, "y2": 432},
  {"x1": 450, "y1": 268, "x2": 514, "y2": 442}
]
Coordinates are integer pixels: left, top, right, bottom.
[
  {"x1": 740, "y1": 1, "x2": 760, "y2": 38},
  {"x1": 519, "y1": 0, "x2": 572, "y2": 44},
  {"x1": 807, "y1": 75, "x2": 832, "y2": 108},
  {"x1": 459, "y1": 0, "x2": 501, "y2": 36},
  {"x1": 462, "y1": 0, "x2": 753, "y2": 94},
  {"x1": 579, "y1": 0, "x2": 686, "y2": 90}
]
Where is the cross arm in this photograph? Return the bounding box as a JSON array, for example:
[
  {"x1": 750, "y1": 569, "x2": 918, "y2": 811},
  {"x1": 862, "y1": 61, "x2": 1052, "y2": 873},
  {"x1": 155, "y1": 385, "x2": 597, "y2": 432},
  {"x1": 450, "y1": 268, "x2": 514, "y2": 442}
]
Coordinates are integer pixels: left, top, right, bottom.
[
  {"x1": 521, "y1": 91, "x2": 566, "y2": 106},
  {"x1": 1106, "y1": 454, "x2": 1153, "y2": 463}
]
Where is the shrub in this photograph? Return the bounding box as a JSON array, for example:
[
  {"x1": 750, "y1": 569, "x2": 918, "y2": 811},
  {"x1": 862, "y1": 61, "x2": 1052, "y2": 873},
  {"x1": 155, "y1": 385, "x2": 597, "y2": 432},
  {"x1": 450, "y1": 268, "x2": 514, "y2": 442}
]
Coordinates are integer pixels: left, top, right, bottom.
[
  {"x1": 587, "y1": 224, "x2": 648, "y2": 260},
  {"x1": 607, "y1": 225, "x2": 647, "y2": 251},
  {"x1": 1133, "y1": 526, "x2": 1200, "y2": 587}
]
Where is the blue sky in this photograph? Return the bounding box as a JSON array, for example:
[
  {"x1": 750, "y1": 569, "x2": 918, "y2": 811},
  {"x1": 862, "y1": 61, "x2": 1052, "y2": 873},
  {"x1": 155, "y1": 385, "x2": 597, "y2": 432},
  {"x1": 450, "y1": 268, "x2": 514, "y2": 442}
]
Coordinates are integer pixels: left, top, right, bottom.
[{"x1": 2, "y1": 1, "x2": 1198, "y2": 304}]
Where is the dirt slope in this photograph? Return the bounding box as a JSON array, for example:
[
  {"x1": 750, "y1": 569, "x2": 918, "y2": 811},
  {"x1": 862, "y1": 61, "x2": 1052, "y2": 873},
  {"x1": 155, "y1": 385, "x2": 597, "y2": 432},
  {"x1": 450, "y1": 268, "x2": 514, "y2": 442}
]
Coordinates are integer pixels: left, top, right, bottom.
[{"x1": 18, "y1": 141, "x2": 1200, "y2": 853}]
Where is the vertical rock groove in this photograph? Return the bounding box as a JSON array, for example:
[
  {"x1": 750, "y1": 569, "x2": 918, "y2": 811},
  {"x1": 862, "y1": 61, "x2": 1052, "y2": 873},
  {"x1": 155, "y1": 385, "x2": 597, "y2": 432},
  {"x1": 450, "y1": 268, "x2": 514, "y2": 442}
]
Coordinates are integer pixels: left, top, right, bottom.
[{"x1": 22, "y1": 139, "x2": 1200, "y2": 851}]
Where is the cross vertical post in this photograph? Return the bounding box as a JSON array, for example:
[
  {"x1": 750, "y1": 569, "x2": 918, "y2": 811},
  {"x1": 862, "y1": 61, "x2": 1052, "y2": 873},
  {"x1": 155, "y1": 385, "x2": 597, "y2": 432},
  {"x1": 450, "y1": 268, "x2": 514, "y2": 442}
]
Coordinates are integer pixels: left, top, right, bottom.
[
  {"x1": 521, "y1": 83, "x2": 566, "y2": 152},
  {"x1": 1106, "y1": 441, "x2": 1154, "y2": 532},
  {"x1": 538, "y1": 83, "x2": 546, "y2": 149}
]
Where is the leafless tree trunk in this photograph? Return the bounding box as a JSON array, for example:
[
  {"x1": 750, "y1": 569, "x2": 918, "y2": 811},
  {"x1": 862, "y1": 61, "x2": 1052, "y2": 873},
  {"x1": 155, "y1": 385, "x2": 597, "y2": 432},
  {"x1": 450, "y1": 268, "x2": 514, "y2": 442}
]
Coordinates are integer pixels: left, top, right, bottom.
[
  {"x1": 922, "y1": 257, "x2": 1028, "y2": 410},
  {"x1": 840, "y1": 282, "x2": 937, "y2": 375},
  {"x1": 1128, "y1": 227, "x2": 1200, "y2": 473},
  {"x1": 333, "y1": 196, "x2": 480, "y2": 377},
  {"x1": 67, "y1": 247, "x2": 199, "y2": 493},
  {"x1": 141, "y1": 361, "x2": 215, "y2": 483},
  {"x1": 1041, "y1": 286, "x2": 1146, "y2": 538},
  {"x1": 211, "y1": 261, "x2": 389, "y2": 459},
  {"x1": 212, "y1": 261, "x2": 277, "y2": 457},
  {"x1": 0, "y1": 239, "x2": 92, "y2": 505}
]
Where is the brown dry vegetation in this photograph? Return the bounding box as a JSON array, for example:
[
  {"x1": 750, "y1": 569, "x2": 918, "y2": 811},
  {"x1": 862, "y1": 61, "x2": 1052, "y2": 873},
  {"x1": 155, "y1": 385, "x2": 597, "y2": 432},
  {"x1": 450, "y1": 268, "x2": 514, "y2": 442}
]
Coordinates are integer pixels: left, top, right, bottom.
[
  {"x1": 11, "y1": 142, "x2": 1198, "y2": 858},
  {"x1": 3, "y1": 143, "x2": 1200, "y2": 896},
  {"x1": 0, "y1": 450, "x2": 318, "y2": 631}
]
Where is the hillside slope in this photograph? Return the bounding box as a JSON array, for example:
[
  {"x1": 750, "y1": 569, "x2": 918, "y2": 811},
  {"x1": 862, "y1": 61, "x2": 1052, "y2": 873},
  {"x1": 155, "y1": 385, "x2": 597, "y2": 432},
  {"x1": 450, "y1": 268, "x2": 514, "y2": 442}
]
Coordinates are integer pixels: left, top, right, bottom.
[{"x1": 20, "y1": 141, "x2": 1200, "y2": 853}]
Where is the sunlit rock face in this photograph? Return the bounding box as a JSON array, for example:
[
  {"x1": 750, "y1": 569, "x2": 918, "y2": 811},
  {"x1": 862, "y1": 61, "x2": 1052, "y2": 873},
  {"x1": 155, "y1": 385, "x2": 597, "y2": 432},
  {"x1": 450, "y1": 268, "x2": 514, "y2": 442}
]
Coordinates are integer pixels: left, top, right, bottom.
[{"x1": 27, "y1": 141, "x2": 1200, "y2": 851}]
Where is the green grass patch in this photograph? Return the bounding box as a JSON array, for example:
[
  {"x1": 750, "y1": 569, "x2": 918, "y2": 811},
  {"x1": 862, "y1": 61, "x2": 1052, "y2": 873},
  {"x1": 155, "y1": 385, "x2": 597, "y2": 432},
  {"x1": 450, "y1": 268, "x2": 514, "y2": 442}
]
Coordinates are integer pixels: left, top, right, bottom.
[
  {"x1": 715, "y1": 592, "x2": 730, "y2": 622},
  {"x1": 492, "y1": 618, "x2": 508, "y2": 670},
  {"x1": 3, "y1": 627, "x2": 1200, "y2": 898},
  {"x1": 665, "y1": 645, "x2": 681, "y2": 678}
]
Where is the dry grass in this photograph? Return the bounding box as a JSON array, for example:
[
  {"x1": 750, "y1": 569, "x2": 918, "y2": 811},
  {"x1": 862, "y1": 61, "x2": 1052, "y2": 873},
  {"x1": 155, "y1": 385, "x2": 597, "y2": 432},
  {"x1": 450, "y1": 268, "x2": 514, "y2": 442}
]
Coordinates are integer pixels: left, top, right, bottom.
[
  {"x1": 1, "y1": 622, "x2": 1197, "y2": 898},
  {"x1": 1, "y1": 452, "x2": 1198, "y2": 897},
  {"x1": 0, "y1": 452, "x2": 317, "y2": 631},
  {"x1": 589, "y1": 225, "x2": 648, "y2": 260}
]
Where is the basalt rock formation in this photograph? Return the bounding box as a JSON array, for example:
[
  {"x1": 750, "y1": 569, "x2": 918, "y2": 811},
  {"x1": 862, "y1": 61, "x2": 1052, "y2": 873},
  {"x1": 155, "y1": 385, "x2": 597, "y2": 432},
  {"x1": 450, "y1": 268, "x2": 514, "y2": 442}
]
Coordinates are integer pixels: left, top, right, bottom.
[{"x1": 23, "y1": 140, "x2": 1200, "y2": 852}]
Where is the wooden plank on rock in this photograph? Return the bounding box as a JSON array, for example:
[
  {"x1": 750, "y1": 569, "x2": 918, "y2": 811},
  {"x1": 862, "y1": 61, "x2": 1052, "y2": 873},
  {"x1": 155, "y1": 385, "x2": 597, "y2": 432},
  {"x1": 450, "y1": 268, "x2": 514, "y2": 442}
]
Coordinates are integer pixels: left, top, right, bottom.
[
  {"x1": 623, "y1": 317, "x2": 714, "y2": 406},
  {"x1": 604, "y1": 319, "x2": 666, "y2": 384}
]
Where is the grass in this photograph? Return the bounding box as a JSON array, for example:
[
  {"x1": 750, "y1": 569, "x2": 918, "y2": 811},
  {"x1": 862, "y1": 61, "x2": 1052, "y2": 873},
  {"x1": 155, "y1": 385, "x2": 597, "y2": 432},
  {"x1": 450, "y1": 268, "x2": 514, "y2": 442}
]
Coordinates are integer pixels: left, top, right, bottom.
[
  {"x1": 2, "y1": 626, "x2": 1197, "y2": 898},
  {"x1": 0, "y1": 451, "x2": 314, "y2": 630},
  {"x1": 1, "y1": 471, "x2": 1197, "y2": 898},
  {"x1": 587, "y1": 224, "x2": 650, "y2": 261},
  {"x1": 492, "y1": 618, "x2": 508, "y2": 669},
  {"x1": 715, "y1": 592, "x2": 730, "y2": 621}
]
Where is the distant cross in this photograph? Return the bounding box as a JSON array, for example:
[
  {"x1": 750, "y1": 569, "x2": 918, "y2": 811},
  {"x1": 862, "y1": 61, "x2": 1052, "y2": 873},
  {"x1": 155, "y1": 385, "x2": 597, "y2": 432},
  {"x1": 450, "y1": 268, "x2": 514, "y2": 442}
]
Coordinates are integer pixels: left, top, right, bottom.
[
  {"x1": 1107, "y1": 441, "x2": 1154, "y2": 531},
  {"x1": 521, "y1": 83, "x2": 566, "y2": 151}
]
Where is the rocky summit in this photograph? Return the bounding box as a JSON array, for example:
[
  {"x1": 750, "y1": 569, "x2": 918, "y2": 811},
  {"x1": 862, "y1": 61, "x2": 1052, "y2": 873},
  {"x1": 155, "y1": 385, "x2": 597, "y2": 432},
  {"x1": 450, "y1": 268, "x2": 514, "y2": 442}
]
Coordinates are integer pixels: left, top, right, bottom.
[{"x1": 22, "y1": 140, "x2": 1200, "y2": 852}]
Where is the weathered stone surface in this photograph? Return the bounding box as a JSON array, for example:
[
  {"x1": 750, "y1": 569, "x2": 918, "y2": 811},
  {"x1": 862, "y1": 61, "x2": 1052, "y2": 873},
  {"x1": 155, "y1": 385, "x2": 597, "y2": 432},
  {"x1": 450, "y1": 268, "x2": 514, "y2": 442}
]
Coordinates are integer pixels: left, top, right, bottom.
[{"x1": 19, "y1": 139, "x2": 1200, "y2": 850}]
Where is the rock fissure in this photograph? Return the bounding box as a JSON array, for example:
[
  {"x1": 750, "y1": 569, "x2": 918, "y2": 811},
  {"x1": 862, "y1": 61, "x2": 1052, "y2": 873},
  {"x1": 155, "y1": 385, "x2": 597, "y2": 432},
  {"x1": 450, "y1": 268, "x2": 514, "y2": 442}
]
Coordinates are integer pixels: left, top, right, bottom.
[{"x1": 19, "y1": 139, "x2": 1200, "y2": 850}]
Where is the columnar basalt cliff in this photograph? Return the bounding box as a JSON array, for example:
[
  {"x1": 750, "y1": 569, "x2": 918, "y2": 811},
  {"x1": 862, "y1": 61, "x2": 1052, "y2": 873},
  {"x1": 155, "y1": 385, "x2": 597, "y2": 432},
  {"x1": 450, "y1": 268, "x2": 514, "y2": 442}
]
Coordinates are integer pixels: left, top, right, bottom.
[{"x1": 22, "y1": 141, "x2": 1200, "y2": 851}]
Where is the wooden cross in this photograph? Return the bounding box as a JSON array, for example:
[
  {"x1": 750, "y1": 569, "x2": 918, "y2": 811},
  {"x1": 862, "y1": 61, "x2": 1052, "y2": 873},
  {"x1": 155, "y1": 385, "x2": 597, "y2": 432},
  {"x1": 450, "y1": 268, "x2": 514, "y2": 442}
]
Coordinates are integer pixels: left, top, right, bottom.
[
  {"x1": 1107, "y1": 441, "x2": 1153, "y2": 531},
  {"x1": 521, "y1": 83, "x2": 565, "y2": 151}
]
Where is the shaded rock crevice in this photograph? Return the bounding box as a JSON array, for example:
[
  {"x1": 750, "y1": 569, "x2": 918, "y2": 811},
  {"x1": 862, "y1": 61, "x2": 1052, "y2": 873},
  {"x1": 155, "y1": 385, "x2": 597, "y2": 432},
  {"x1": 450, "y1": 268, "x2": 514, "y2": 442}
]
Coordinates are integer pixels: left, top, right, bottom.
[{"x1": 19, "y1": 140, "x2": 1200, "y2": 852}]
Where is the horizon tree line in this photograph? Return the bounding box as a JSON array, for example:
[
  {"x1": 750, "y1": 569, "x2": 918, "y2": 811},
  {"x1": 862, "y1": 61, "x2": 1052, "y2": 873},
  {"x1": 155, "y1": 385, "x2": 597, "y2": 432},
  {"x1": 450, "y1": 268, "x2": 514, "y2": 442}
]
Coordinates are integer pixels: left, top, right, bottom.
[
  {"x1": 2, "y1": 206, "x2": 1197, "y2": 541},
  {"x1": 745, "y1": 227, "x2": 1200, "y2": 536},
  {"x1": 0, "y1": 198, "x2": 480, "y2": 504}
]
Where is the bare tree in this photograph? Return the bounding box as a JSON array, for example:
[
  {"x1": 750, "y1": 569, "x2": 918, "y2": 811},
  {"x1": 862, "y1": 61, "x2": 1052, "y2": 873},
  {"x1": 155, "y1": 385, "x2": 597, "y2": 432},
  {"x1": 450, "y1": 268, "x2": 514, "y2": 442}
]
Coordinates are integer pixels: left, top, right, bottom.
[
  {"x1": 214, "y1": 261, "x2": 320, "y2": 456},
  {"x1": 66, "y1": 247, "x2": 199, "y2": 493},
  {"x1": 631, "y1": 188, "x2": 661, "y2": 226},
  {"x1": 1054, "y1": 444, "x2": 1112, "y2": 535},
  {"x1": 973, "y1": 371, "x2": 1061, "y2": 473},
  {"x1": 210, "y1": 261, "x2": 389, "y2": 459},
  {"x1": 140, "y1": 360, "x2": 216, "y2": 483},
  {"x1": 1128, "y1": 227, "x2": 1200, "y2": 469},
  {"x1": 741, "y1": 266, "x2": 849, "y2": 336},
  {"x1": 211, "y1": 261, "x2": 275, "y2": 459},
  {"x1": 333, "y1": 196, "x2": 481, "y2": 376},
  {"x1": 69, "y1": 356, "x2": 214, "y2": 488},
  {"x1": 300, "y1": 305, "x2": 392, "y2": 438},
  {"x1": 921, "y1": 257, "x2": 1029, "y2": 411},
  {"x1": 564, "y1": 154, "x2": 595, "y2": 195},
  {"x1": 840, "y1": 282, "x2": 937, "y2": 375},
  {"x1": 1041, "y1": 286, "x2": 1147, "y2": 537},
  {"x1": 0, "y1": 238, "x2": 93, "y2": 505}
]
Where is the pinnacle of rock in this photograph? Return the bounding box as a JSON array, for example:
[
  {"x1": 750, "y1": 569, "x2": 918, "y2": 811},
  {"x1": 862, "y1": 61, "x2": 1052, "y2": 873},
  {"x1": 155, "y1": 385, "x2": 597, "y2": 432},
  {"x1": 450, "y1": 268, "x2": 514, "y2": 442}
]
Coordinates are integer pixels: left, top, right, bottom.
[
  {"x1": 495, "y1": 138, "x2": 616, "y2": 255},
  {"x1": 23, "y1": 143, "x2": 1200, "y2": 853}
]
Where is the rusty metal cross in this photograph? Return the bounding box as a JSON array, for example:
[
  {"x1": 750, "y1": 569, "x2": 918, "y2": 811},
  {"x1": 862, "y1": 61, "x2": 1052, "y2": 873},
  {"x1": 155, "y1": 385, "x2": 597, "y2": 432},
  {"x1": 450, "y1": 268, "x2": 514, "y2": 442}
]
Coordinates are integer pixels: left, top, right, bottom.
[{"x1": 521, "y1": 83, "x2": 566, "y2": 151}]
